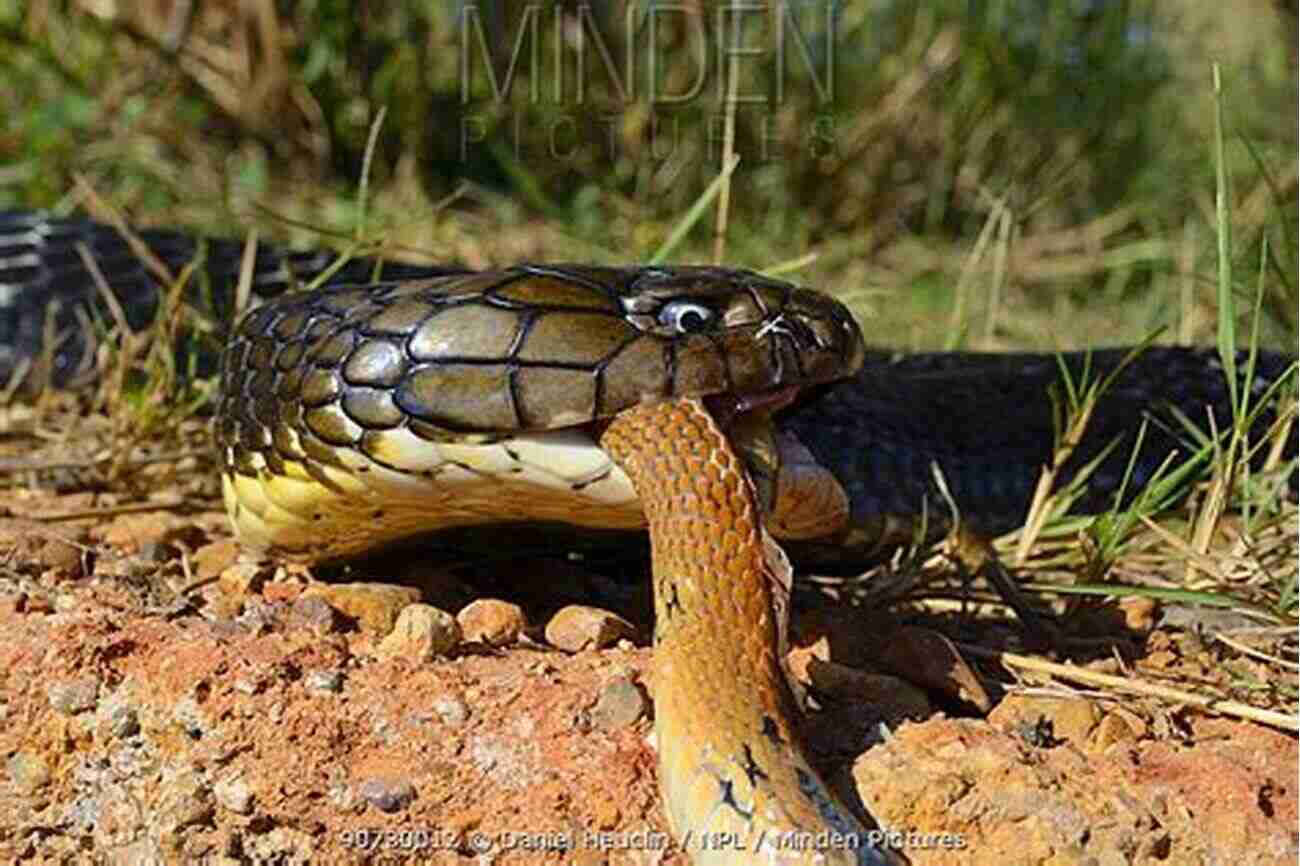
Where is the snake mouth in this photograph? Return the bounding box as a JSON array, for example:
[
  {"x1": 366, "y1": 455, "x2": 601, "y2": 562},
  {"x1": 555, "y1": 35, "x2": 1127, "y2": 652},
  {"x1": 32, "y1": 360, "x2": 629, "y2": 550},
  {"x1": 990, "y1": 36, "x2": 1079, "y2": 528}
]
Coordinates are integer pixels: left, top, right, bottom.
[
  {"x1": 703, "y1": 385, "x2": 803, "y2": 432},
  {"x1": 701, "y1": 386, "x2": 803, "y2": 523}
]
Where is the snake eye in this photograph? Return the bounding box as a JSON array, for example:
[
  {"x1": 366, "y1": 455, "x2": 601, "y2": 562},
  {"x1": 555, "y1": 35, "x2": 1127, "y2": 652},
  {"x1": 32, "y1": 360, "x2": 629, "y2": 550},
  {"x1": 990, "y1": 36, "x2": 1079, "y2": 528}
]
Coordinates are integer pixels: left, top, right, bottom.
[{"x1": 658, "y1": 300, "x2": 714, "y2": 334}]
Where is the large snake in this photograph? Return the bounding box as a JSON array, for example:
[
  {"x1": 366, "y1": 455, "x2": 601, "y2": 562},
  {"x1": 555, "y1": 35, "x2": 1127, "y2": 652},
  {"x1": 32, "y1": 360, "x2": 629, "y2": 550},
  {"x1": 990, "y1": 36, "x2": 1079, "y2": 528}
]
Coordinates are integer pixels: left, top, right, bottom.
[{"x1": 3, "y1": 210, "x2": 1296, "y2": 864}]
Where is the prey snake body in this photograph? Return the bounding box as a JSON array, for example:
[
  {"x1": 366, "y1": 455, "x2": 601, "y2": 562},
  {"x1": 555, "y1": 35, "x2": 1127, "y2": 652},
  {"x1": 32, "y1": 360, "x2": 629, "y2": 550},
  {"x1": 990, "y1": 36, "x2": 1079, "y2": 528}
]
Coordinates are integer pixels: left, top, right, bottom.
[{"x1": 3, "y1": 210, "x2": 1296, "y2": 864}]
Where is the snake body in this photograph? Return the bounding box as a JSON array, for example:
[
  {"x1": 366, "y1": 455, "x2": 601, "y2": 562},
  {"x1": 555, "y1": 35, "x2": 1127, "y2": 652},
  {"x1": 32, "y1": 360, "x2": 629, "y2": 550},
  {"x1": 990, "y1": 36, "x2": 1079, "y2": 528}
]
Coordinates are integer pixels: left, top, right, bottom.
[{"x1": 3, "y1": 210, "x2": 1297, "y2": 863}]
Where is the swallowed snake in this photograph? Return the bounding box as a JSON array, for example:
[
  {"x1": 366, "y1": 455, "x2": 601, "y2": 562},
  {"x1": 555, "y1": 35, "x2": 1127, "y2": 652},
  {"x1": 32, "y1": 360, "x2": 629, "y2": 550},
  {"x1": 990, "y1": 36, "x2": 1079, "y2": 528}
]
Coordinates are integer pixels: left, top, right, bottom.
[{"x1": 3, "y1": 210, "x2": 1297, "y2": 864}]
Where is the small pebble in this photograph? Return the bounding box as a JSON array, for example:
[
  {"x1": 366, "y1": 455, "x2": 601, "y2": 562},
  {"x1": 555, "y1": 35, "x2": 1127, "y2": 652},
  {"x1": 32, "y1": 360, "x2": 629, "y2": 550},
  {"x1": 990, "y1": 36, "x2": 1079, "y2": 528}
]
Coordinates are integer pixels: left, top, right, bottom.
[
  {"x1": 590, "y1": 676, "x2": 650, "y2": 730},
  {"x1": 156, "y1": 771, "x2": 214, "y2": 832},
  {"x1": 457, "y1": 599, "x2": 526, "y2": 647},
  {"x1": 305, "y1": 670, "x2": 345, "y2": 693},
  {"x1": 328, "y1": 782, "x2": 355, "y2": 809},
  {"x1": 172, "y1": 697, "x2": 210, "y2": 739},
  {"x1": 214, "y1": 775, "x2": 254, "y2": 815},
  {"x1": 432, "y1": 695, "x2": 470, "y2": 727},
  {"x1": 37, "y1": 537, "x2": 84, "y2": 577},
  {"x1": 288, "y1": 595, "x2": 340, "y2": 634},
  {"x1": 244, "y1": 826, "x2": 315, "y2": 862},
  {"x1": 191, "y1": 540, "x2": 241, "y2": 580},
  {"x1": 359, "y1": 777, "x2": 416, "y2": 813},
  {"x1": 237, "y1": 599, "x2": 285, "y2": 634},
  {"x1": 99, "y1": 698, "x2": 140, "y2": 739},
  {"x1": 990, "y1": 694, "x2": 1100, "y2": 749},
  {"x1": 233, "y1": 678, "x2": 261, "y2": 696},
  {"x1": 217, "y1": 562, "x2": 268, "y2": 606},
  {"x1": 377, "y1": 604, "x2": 461, "y2": 661},
  {"x1": 544, "y1": 605, "x2": 637, "y2": 652},
  {"x1": 48, "y1": 678, "x2": 100, "y2": 715},
  {"x1": 7, "y1": 751, "x2": 51, "y2": 792},
  {"x1": 1088, "y1": 712, "x2": 1139, "y2": 753},
  {"x1": 300, "y1": 582, "x2": 422, "y2": 634}
]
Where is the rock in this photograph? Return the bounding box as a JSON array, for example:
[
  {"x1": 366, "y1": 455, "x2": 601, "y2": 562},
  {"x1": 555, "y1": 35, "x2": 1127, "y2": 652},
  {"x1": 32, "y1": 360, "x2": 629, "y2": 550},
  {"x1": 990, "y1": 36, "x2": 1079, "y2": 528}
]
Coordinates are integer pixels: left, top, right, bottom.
[
  {"x1": 261, "y1": 580, "x2": 302, "y2": 604},
  {"x1": 376, "y1": 604, "x2": 460, "y2": 661},
  {"x1": 590, "y1": 676, "x2": 649, "y2": 730},
  {"x1": 1089, "y1": 711, "x2": 1139, "y2": 753},
  {"x1": 7, "y1": 751, "x2": 51, "y2": 792},
  {"x1": 156, "y1": 771, "x2": 214, "y2": 835},
  {"x1": 48, "y1": 677, "x2": 100, "y2": 715},
  {"x1": 300, "y1": 582, "x2": 422, "y2": 634},
  {"x1": 96, "y1": 513, "x2": 185, "y2": 552},
  {"x1": 0, "y1": 593, "x2": 22, "y2": 616},
  {"x1": 21, "y1": 592, "x2": 54, "y2": 614},
  {"x1": 990, "y1": 694, "x2": 1100, "y2": 749},
  {"x1": 37, "y1": 536, "x2": 84, "y2": 578},
  {"x1": 0, "y1": 519, "x2": 83, "y2": 578},
  {"x1": 213, "y1": 562, "x2": 271, "y2": 619},
  {"x1": 544, "y1": 605, "x2": 637, "y2": 652},
  {"x1": 457, "y1": 599, "x2": 526, "y2": 647},
  {"x1": 98, "y1": 695, "x2": 140, "y2": 739},
  {"x1": 113, "y1": 840, "x2": 165, "y2": 864},
  {"x1": 172, "y1": 697, "x2": 211, "y2": 740},
  {"x1": 243, "y1": 826, "x2": 315, "y2": 862},
  {"x1": 233, "y1": 678, "x2": 261, "y2": 696},
  {"x1": 191, "y1": 540, "x2": 242, "y2": 580},
  {"x1": 304, "y1": 670, "x2": 345, "y2": 693},
  {"x1": 213, "y1": 775, "x2": 254, "y2": 815},
  {"x1": 358, "y1": 777, "x2": 416, "y2": 813},
  {"x1": 592, "y1": 793, "x2": 622, "y2": 831},
  {"x1": 287, "y1": 595, "x2": 340, "y2": 635},
  {"x1": 432, "y1": 694, "x2": 471, "y2": 727}
]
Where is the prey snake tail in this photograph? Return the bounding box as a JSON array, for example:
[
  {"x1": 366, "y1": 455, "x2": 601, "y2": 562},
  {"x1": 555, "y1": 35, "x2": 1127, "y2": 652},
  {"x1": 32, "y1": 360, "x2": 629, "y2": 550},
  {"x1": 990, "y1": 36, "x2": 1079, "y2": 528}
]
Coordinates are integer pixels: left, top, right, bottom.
[{"x1": 3, "y1": 209, "x2": 1297, "y2": 863}]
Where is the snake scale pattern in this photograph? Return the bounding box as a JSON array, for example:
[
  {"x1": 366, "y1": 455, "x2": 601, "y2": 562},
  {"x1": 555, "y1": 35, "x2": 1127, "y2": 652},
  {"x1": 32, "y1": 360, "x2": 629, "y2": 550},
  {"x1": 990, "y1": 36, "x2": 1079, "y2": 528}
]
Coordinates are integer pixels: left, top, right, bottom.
[{"x1": 2, "y1": 209, "x2": 1295, "y2": 863}]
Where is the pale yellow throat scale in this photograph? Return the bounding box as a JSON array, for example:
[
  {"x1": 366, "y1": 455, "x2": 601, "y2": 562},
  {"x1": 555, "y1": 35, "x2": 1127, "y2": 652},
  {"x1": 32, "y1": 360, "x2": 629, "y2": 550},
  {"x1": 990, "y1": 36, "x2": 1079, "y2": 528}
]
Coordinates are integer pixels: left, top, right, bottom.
[{"x1": 222, "y1": 415, "x2": 851, "y2": 563}]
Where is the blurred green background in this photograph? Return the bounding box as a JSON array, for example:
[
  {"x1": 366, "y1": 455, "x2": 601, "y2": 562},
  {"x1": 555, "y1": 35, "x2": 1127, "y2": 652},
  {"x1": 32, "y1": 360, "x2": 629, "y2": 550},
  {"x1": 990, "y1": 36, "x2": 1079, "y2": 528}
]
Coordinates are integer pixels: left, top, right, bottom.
[{"x1": 2, "y1": 0, "x2": 1296, "y2": 351}]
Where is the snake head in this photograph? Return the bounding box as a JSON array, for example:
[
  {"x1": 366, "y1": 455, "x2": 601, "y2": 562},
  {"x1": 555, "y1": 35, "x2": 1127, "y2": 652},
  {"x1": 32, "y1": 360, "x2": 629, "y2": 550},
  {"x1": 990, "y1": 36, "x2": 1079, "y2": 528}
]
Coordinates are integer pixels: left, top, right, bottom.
[
  {"x1": 601, "y1": 265, "x2": 866, "y2": 417},
  {"x1": 221, "y1": 263, "x2": 864, "y2": 443}
]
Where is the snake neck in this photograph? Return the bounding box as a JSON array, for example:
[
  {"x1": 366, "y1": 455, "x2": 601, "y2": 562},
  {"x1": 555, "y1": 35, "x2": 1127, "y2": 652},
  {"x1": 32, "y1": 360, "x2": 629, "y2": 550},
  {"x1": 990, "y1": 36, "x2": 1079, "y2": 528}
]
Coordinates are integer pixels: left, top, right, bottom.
[{"x1": 600, "y1": 398, "x2": 897, "y2": 866}]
